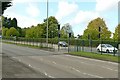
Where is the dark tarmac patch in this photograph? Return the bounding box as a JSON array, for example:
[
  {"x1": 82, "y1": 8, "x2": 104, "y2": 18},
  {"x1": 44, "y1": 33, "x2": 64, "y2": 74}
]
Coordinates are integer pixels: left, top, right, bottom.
[{"x1": 2, "y1": 53, "x2": 47, "y2": 78}]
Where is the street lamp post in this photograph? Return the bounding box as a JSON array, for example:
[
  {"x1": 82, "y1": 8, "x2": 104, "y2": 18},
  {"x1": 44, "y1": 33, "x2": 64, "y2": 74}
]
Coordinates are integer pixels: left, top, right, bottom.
[
  {"x1": 0, "y1": 2, "x2": 2, "y2": 38},
  {"x1": 46, "y1": 0, "x2": 48, "y2": 47}
]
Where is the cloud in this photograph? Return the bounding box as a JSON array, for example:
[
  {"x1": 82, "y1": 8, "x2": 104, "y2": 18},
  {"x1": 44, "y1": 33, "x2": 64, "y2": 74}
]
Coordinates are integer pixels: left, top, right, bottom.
[
  {"x1": 71, "y1": 11, "x2": 99, "y2": 25},
  {"x1": 26, "y1": 3, "x2": 40, "y2": 17},
  {"x1": 55, "y1": 1, "x2": 78, "y2": 21},
  {"x1": 96, "y1": 0, "x2": 119, "y2": 12},
  {"x1": 3, "y1": 1, "x2": 41, "y2": 28},
  {"x1": 3, "y1": 3, "x2": 40, "y2": 28},
  {"x1": 4, "y1": 12, "x2": 40, "y2": 28}
]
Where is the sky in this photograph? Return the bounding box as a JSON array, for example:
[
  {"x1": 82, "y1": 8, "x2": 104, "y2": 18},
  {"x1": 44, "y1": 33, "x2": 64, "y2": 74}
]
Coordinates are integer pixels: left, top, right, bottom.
[{"x1": 3, "y1": 0, "x2": 119, "y2": 37}]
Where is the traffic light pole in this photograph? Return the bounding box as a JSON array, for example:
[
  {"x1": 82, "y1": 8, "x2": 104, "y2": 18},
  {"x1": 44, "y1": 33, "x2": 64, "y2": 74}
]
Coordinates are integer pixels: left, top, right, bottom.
[
  {"x1": 113, "y1": 33, "x2": 116, "y2": 56},
  {"x1": 68, "y1": 33, "x2": 71, "y2": 53},
  {"x1": 58, "y1": 33, "x2": 60, "y2": 51},
  {"x1": 68, "y1": 36, "x2": 70, "y2": 53},
  {"x1": 58, "y1": 24, "x2": 60, "y2": 51},
  {"x1": 100, "y1": 37, "x2": 102, "y2": 55},
  {"x1": 90, "y1": 39, "x2": 92, "y2": 53},
  {"x1": 99, "y1": 27, "x2": 102, "y2": 55}
]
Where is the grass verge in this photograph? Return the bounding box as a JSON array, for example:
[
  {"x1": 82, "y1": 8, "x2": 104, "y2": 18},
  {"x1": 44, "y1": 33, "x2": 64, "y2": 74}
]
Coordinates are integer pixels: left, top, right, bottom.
[{"x1": 65, "y1": 52, "x2": 120, "y2": 63}]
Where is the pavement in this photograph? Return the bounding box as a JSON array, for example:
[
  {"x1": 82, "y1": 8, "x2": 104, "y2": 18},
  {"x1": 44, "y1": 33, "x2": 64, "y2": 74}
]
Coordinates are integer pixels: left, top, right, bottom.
[{"x1": 1, "y1": 43, "x2": 118, "y2": 78}]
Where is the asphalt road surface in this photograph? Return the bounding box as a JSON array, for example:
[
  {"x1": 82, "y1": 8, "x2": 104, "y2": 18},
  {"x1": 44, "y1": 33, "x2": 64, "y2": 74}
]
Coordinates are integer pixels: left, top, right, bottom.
[
  {"x1": 0, "y1": 40, "x2": 2, "y2": 79},
  {"x1": 2, "y1": 43, "x2": 118, "y2": 78},
  {"x1": 2, "y1": 54, "x2": 48, "y2": 78}
]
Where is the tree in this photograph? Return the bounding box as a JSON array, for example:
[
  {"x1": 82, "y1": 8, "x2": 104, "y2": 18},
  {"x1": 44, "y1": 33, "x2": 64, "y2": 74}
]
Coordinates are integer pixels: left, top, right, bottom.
[
  {"x1": 7, "y1": 18, "x2": 11, "y2": 28},
  {"x1": 21, "y1": 28, "x2": 26, "y2": 37},
  {"x1": 25, "y1": 26, "x2": 35, "y2": 38},
  {"x1": 77, "y1": 34, "x2": 82, "y2": 39},
  {"x1": 2, "y1": 16, "x2": 18, "y2": 29},
  {"x1": 44, "y1": 16, "x2": 59, "y2": 38},
  {"x1": 1, "y1": 1, "x2": 12, "y2": 14},
  {"x1": 25, "y1": 25, "x2": 44, "y2": 38},
  {"x1": 60, "y1": 29, "x2": 67, "y2": 38},
  {"x1": 16, "y1": 27, "x2": 22, "y2": 36},
  {"x1": 6, "y1": 27, "x2": 19, "y2": 37},
  {"x1": 2, "y1": 27, "x2": 8, "y2": 36},
  {"x1": 113, "y1": 24, "x2": 120, "y2": 40},
  {"x1": 82, "y1": 18, "x2": 111, "y2": 40},
  {"x1": 11, "y1": 18, "x2": 17, "y2": 28},
  {"x1": 24, "y1": 16, "x2": 59, "y2": 38},
  {"x1": 2, "y1": 16, "x2": 8, "y2": 28},
  {"x1": 61, "y1": 23, "x2": 74, "y2": 38},
  {"x1": 34, "y1": 25, "x2": 44, "y2": 38}
]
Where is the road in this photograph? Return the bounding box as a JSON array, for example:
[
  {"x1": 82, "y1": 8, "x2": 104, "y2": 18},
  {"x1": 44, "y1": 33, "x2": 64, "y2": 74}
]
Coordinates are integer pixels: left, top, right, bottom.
[{"x1": 2, "y1": 43, "x2": 118, "y2": 78}]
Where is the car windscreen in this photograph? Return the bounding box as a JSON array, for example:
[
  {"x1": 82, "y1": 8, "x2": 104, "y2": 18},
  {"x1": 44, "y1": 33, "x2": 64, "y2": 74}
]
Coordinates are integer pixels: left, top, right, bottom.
[
  {"x1": 62, "y1": 42, "x2": 67, "y2": 44},
  {"x1": 105, "y1": 44, "x2": 113, "y2": 47}
]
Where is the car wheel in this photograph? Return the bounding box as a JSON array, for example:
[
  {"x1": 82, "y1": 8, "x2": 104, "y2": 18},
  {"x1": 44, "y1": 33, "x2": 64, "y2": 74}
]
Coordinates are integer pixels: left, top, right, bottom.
[
  {"x1": 97, "y1": 49, "x2": 100, "y2": 52},
  {"x1": 60, "y1": 44, "x2": 62, "y2": 47},
  {"x1": 106, "y1": 50, "x2": 109, "y2": 53}
]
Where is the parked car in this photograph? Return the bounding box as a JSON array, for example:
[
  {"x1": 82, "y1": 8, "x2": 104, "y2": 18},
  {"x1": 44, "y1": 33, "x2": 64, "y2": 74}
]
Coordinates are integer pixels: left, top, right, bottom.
[
  {"x1": 96, "y1": 44, "x2": 118, "y2": 53},
  {"x1": 58, "y1": 41, "x2": 68, "y2": 47}
]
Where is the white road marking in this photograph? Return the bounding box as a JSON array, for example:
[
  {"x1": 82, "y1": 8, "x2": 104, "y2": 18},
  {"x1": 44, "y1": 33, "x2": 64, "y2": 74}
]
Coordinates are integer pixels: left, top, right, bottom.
[
  {"x1": 28, "y1": 64, "x2": 32, "y2": 67},
  {"x1": 70, "y1": 67, "x2": 103, "y2": 78},
  {"x1": 44, "y1": 72, "x2": 54, "y2": 78},
  {"x1": 48, "y1": 75, "x2": 54, "y2": 78},
  {"x1": 40, "y1": 58, "x2": 43, "y2": 61},
  {"x1": 80, "y1": 61, "x2": 118, "y2": 72},
  {"x1": 102, "y1": 66, "x2": 118, "y2": 72},
  {"x1": 80, "y1": 61, "x2": 92, "y2": 65},
  {"x1": 84, "y1": 73, "x2": 103, "y2": 78},
  {"x1": 44, "y1": 72, "x2": 48, "y2": 76},
  {"x1": 12, "y1": 57, "x2": 15, "y2": 58},
  {"x1": 65, "y1": 55, "x2": 118, "y2": 65},
  {"x1": 52, "y1": 61, "x2": 57, "y2": 64},
  {"x1": 37, "y1": 57, "x2": 112, "y2": 78},
  {"x1": 64, "y1": 55, "x2": 118, "y2": 72},
  {"x1": 18, "y1": 59, "x2": 21, "y2": 62}
]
